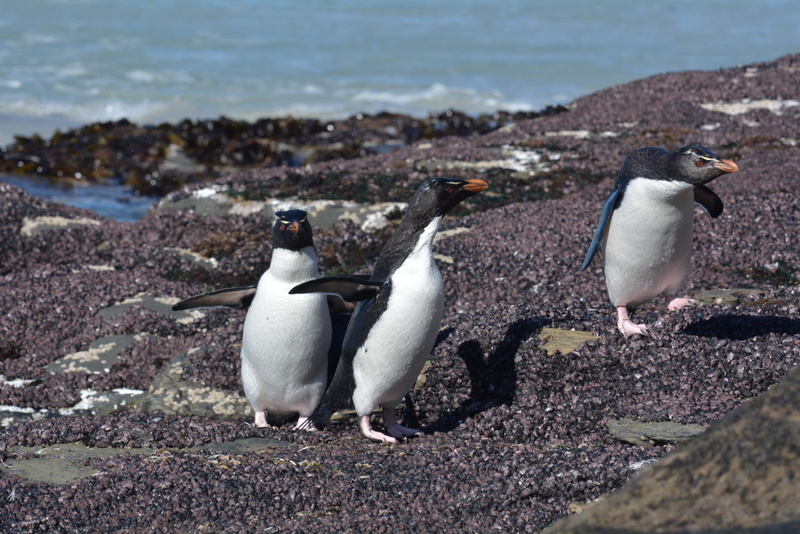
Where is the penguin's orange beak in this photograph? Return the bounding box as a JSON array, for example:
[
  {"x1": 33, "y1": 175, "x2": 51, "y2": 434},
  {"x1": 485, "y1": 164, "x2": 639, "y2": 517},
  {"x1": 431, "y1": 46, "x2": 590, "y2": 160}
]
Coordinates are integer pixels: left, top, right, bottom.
[
  {"x1": 713, "y1": 159, "x2": 739, "y2": 173},
  {"x1": 463, "y1": 179, "x2": 489, "y2": 192},
  {"x1": 288, "y1": 221, "x2": 301, "y2": 233}
]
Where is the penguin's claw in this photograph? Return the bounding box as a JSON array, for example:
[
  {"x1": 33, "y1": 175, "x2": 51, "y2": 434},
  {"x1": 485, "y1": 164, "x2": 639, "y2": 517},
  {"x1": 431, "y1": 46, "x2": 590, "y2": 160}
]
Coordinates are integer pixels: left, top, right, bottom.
[
  {"x1": 359, "y1": 415, "x2": 397, "y2": 443},
  {"x1": 666, "y1": 297, "x2": 696, "y2": 311},
  {"x1": 618, "y1": 320, "x2": 649, "y2": 338},
  {"x1": 386, "y1": 423, "x2": 419, "y2": 439},
  {"x1": 382, "y1": 407, "x2": 419, "y2": 439},
  {"x1": 616, "y1": 306, "x2": 650, "y2": 338}
]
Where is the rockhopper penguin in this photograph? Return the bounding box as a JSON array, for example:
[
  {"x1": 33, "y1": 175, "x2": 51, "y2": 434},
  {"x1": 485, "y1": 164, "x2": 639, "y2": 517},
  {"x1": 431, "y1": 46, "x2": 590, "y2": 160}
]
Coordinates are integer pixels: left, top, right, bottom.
[
  {"x1": 581, "y1": 144, "x2": 739, "y2": 337},
  {"x1": 172, "y1": 209, "x2": 337, "y2": 429},
  {"x1": 290, "y1": 177, "x2": 489, "y2": 443}
]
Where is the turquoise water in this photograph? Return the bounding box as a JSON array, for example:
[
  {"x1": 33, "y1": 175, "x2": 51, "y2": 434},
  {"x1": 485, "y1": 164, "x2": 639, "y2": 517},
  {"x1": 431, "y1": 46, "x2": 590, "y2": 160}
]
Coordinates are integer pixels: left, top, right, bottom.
[
  {"x1": 2, "y1": 0, "x2": 799, "y2": 144},
  {"x1": 1, "y1": 0, "x2": 799, "y2": 220},
  {"x1": 0, "y1": 174, "x2": 156, "y2": 222}
]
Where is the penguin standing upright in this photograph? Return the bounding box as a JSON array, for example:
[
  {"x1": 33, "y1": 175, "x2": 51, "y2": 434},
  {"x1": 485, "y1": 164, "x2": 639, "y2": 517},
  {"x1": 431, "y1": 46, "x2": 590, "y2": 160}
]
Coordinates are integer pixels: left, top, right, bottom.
[
  {"x1": 581, "y1": 144, "x2": 739, "y2": 337},
  {"x1": 173, "y1": 209, "x2": 334, "y2": 428},
  {"x1": 291, "y1": 177, "x2": 488, "y2": 443}
]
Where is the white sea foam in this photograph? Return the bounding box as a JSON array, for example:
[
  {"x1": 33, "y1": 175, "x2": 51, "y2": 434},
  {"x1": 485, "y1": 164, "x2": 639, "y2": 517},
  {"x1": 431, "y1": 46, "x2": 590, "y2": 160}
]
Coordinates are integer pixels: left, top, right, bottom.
[
  {"x1": 56, "y1": 65, "x2": 89, "y2": 78},
  {"x1": 353, "y1": 83, "x2": 451, "y2": 105},
  {"x1": 127, "y1": 70, "x2": 158, "y2": 83}
]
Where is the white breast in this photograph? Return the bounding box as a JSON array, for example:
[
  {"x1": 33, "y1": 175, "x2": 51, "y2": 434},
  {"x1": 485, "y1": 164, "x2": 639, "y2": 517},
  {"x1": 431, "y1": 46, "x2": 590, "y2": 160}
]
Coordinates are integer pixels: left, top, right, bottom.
[
  {"x1": 352, "y1": 218, "x2": 445, "y2": 415},
  {"x1": 240, "y1": 247, "x2": 331, "y2": 416},
  {"x1": 602, "y1": 178, "x2": 695, "y2": 308}
]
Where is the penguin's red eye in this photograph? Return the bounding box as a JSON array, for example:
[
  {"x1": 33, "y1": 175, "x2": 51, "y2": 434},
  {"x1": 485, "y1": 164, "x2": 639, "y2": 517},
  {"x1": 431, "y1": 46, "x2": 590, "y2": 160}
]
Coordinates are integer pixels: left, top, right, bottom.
[
  {"x1": 695, "y1": 161, "x2": 704, "y2": 167},
  {"x1": 279, "y1": 225, "x2": 286, "y2": 231},
  {"x1": 447, "y1": 188, "x2": 455, "y2": 194}
]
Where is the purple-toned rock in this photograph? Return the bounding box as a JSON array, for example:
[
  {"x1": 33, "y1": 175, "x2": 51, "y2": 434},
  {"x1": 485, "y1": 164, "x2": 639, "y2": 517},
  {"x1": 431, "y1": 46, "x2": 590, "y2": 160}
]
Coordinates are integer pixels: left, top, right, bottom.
[{"x1": 0, "y1": 53, "x2": 798, "y2": 532}]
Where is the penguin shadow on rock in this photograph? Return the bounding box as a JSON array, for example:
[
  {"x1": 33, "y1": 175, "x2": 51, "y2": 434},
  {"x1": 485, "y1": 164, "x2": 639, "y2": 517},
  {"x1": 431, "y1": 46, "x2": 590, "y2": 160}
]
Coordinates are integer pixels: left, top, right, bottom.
[
  {"x1": 427, "y1": 317, "x2": 546, "y2": 434},
  {"x1": 681, "y1": 314, "x2": 800, "y2": 340}
]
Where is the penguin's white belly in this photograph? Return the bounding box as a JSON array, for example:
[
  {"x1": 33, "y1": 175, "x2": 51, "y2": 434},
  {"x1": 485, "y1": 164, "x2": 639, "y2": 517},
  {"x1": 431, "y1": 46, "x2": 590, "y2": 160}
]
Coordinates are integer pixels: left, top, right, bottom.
[
  {"x1": 352, "y1": 254, "x2": 444, "y2": 415},
  {"x1": 240, "y1": 272, "x2": 331, "y2": 416},
  {"x1": 602, "y1": 179, "x2": 695, "y2": 308}
]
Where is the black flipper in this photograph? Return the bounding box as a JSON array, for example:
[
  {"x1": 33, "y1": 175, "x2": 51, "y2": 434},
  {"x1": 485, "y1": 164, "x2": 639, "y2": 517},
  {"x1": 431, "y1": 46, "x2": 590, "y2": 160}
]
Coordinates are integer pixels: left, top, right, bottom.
[
  {"x1": 290, "y1": 276, "x2": 382, "y2": 302},
  {"x1": 581, "y1": 187, "x2": 623, "y2": 270},
  {"x1": 694, "y1": 184, "x2": 724, "y2": 218},
  {"x1": 171, "y1": 286, "x2": 256, "y2": 311}
]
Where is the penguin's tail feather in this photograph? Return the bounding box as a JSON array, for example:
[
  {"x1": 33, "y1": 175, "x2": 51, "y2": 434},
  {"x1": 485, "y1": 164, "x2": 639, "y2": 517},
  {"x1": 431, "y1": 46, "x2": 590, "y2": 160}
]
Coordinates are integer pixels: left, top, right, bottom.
[
  {"x1": 305, "y1": 401, "x2": 334, "y2": 431},
  {"x1": 303, "y1": 358, "x2": 357, "y2": 431}
]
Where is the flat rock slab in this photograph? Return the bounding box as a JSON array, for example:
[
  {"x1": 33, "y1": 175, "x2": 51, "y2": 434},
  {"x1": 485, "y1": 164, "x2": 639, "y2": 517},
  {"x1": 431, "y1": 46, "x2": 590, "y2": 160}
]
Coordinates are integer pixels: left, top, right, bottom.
[
  {"x1": 137, "y1": 351, "x2": 251, "y2": 421},
  {"x1": 4, "y1": 442, "x2": 155, "y2": 485},
  {"x1": 4, "y1": 436, "x2": 288, "y2": 485},
  {"x1": 694, "y1": 288, "x2": 766, "y2": 306},
  {"x1": 46, "y1": 334, "x2": 147, "y2": 374},
  {"x1": 607, "y1": 418, "x2": 706, "y2": 446},
  {"x1": 538, "y1": 328, "x2": 597, "y2": 355},
  {"x1": 97, "y1": 292, "x2": 204, "y2": 323}
]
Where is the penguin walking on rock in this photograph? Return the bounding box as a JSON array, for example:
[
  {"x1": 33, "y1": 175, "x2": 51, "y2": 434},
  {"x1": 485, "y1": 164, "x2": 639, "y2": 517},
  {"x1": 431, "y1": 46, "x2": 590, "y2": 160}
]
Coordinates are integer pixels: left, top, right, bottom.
[
  {"x1": 290, "y1": 177, "x2": 488, "y2": 443},
  {"x1": 581, "y1": 144, "x2": 739, "y2": 337},
  {"x1": 173, "y1": 209, "x2": 343, "y2": 429}
]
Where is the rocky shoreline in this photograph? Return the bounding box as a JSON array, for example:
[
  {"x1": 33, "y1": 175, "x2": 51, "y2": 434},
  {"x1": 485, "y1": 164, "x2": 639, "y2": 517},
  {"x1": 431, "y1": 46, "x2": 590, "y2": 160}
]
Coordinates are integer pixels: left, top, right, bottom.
[
  {"x1": 0, "y1": 108, "x2": 565, "y2": 197},
  {"x1": 1, "y1": 53, "x2": 799, "y2": 532}
]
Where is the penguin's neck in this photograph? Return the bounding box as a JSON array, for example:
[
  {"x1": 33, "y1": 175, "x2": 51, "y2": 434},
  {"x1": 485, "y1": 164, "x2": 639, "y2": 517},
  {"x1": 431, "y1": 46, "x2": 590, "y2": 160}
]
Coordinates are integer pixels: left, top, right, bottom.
[
  {"x1": 409, "y1": 216, "x2": 442, "y2": 257},
  {"x1": 373, "y1": 216, "x2": 442, "y2": 279},
  {"x1": 635, "y1": 178, "x2": 693, "y2": 204},
  {"x1": 268, "y1": 246, "x2": 320, "y2": 283}
]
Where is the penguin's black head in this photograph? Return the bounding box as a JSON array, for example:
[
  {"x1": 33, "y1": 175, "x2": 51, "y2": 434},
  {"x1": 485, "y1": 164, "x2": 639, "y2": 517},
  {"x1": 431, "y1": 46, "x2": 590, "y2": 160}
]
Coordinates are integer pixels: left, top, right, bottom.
[
  {"x1": 272, "y1": 209, "x2": 313, "y2": 251},
  {"x1": 407, "y1": 177, "x2": 489, "y2": 219},
  {"x1": 669, "y1": 144, "x2": 739, "y2": 185}
]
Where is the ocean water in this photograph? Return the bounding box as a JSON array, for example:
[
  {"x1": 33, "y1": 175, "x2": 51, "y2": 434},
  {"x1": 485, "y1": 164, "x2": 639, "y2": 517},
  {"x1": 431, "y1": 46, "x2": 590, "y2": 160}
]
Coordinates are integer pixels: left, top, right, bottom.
[{"x1": 1, "y1": 0, "x2": 799, "y2": 219}]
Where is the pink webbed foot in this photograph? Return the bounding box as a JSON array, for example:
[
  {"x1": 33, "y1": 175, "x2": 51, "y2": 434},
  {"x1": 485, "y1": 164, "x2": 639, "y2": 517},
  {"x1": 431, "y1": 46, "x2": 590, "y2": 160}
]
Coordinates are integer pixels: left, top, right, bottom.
[
  {"x1": 359, "y1": 414, "x2": 397, "y2": 443},
  {"x1": 616, "y1": 306, "x2": 650, "y2": 338},
  {"x1": 666, "y1": 296, "x2": 696, "y2": 311},
  {"x1": 383, "y1": 407, "x2": 419, "y2": 439}
]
